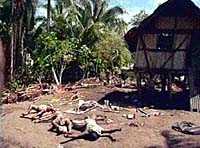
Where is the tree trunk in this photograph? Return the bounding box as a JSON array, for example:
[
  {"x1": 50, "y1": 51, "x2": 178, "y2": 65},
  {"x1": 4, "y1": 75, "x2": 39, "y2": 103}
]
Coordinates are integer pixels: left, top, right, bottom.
[
  {"x1": 0, "y1": 39, "x2": 5, "y2": 89},
  {"x1": 47, "y1": 0, "x2": 51, "y2": 31},
  {"x1": 59, "y1": 62, "x2": 66, "y2": 84},
  {"x1": 10, "y1": 1, "x2": 15, "y2": 80},
  {"x1": 10, "y1": 0, "x2": 24, "y2": 80},
  {"x1": 52, "y1": 66, "x2": 60, "y2": 85}
]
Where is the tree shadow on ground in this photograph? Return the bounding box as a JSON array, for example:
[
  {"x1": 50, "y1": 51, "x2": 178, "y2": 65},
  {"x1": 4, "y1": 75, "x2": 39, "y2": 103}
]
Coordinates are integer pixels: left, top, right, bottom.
[
  {"x1": 60, "y1": 133, "x2": 116, "y2": 147},
  {"x1": 98, "y1": 87, "x2": 190, "y2": 110},
  {"x1": 146, "y1": 130, "x2": 200, "y2": 148}
]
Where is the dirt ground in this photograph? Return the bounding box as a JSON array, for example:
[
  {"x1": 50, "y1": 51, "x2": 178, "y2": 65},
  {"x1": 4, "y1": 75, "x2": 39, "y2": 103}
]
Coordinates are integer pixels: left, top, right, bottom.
[{"x1": 2, "y1": 86, "x2": 200, "y2": 148}]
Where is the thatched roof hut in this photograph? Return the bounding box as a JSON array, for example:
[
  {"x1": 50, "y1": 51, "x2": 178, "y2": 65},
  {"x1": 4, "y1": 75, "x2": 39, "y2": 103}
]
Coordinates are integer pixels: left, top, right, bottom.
[{"x1": 125, "y1": 0, "x2": 200, "y2": 111}]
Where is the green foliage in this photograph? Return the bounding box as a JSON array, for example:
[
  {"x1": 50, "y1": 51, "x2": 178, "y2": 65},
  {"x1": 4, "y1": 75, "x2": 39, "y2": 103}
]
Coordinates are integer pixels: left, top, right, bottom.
[
  {"x1": 131, "y1": 10, "x2": 149, "y2": 27},
  {"x1": 93, "y1": 31, "x2": 134, "y2": 75},
  {"x1": 33, "y1": 32, "x2": 79, "y2": 83},
  {"x1": 9, "y1": 79, "x2": 24, "y2": 91},
  {"x1": 0, "y1": 0, "x2": 12, "y2": 43},
  {"x1": 35, "y1": 32, "x2": 76, "y2": 65},
  {"x1": 9, "y1": 59, "x2": 38, "y2": 90},
  {"x1": 1, "y1": 0, "x2": 134, "y2": 86}
]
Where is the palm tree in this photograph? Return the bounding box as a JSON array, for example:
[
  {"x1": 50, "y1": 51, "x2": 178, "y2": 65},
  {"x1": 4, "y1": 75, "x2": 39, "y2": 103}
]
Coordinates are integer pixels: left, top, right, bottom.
[
  {"x1": 72, "y1": 0, "x2": 127, "y2": 47},
  {"x1": 0, "y1": 1, "x2": 12, "y2": 86},
  {"x1": 47, "y1": 0, "x2": 51, "y2": 31},
  {"x1": 9, "y1": 0, "x2": 37, "y2": 80},
  {"x1": 131, "y1": 10, "x2": 148, "y2": 27},
  {"x1": 77, "y1": 0, "x2": 127, "y2": 32},
  {"x1": 36, "y1": 0, "x2": 128, "y2": 81}
]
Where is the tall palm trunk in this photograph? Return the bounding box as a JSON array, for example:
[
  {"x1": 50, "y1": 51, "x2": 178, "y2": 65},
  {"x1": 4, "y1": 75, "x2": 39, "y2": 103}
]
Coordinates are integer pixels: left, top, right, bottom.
[
  {"x1": 10, "y1": 0, "x2": 22, "y2": 80},
  {"x1": 10, "y1": 0, "x2": 15, "y2": 80},
  {"x1": 10, "y1": 0, "x2": 36, "y2": 80},
  {"x1": 0, "y1": 39, "x2": 5, "y2": 91},
  {"x1": 47, "y1": 0, "x2": 51, "y2": 31}
]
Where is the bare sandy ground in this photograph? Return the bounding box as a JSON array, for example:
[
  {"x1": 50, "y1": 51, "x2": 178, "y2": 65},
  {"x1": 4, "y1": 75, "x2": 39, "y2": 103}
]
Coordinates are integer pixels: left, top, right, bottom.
[{"x1": 2, "y1": 86, "x2": 200, "y2": 148}]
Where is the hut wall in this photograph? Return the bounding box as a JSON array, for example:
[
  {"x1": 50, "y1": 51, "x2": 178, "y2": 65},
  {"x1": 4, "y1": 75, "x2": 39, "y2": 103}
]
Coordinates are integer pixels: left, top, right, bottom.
[
  {"x1": 138, "y1": 34, "x2": 191, "y2": 50},
  {"x1": 189, "y1": 69, "x2": 200, "y2": 97},
  {"x1": 137, "y1": 35, "x2": 154, "y2": 49},
  {"x1": 174, "y1": 34, "x2": 191, "y2": 49},
  {"x1": 143, "y1": 34, "x2": 158, "y2": 49},
  {"x1": 156, "y1": 17, "x2": 200, "y2": 30},
  {"x1": 190, "y1": 57, "x2": 200, "y2": 94},
  {"x1": 135, "y1": 50, "x2": 186, "y2": 70},
  {"x1": 189, "y1": 44, "x2": 200, "y2": 111},
  {"x1": 135, "y1": 33, "x2": 190, "y2": 70},
  {"x1": 193, "y1": 17, "x2": 200, "y2": 29},
  {"x1": 137, "y1": 37, "x2": 143, "y2": 49},
  {"x1": 156, "y1": 17, "x2": 175, "y2": 29},
  {"x1": 176, "y1": 17, "x2": 193, "y2": 29}
]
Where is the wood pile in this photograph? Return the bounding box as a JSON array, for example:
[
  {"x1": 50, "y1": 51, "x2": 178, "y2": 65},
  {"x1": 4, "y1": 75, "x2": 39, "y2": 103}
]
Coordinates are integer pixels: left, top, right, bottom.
[
  {"x1": 1, "y1": 76, "x2": 136, "y2": 104},
  {"x1": 2, "y1": 83, "x2": 52, "y2": 104}
]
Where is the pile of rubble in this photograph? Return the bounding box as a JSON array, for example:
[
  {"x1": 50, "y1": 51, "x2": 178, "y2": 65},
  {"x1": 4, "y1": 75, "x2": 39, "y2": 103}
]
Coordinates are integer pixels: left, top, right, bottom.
[
  {"x1": 2, "y1": 83, "x2": 52, "y2": 104},
  {"x1": 2, "y1": 76, "x2": 136, "y2": 104}
]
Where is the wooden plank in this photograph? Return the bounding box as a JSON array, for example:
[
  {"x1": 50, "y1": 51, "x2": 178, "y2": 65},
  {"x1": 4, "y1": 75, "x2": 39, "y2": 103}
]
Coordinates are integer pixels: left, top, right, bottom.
[
  {"x1": 175, "y1": 34, "x2": 191, "y2": 49},
  {"x1": 190, "y1": 95, "x2": 200, "y2": 112},
  {"x1": 135, "y1": 50, "x2": 186, "y2": 70},
  {"x1": 139, "y1": 35, "x2": 151, "y2": 71},
  {"x1": 149, "y1": 28, "x2": 190, "y2": 69},
  {"x1": 176, "y1": 34, "x2": 190, "y2": 50}
]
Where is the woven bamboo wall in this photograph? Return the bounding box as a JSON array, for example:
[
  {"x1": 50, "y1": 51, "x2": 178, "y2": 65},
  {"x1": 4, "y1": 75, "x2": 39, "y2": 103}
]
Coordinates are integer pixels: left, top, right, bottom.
[
  {"x1": 135, "y1": 50, "x2": 186, "y2": 70},
  {"x1": 156, "y1": 17, "x2": 199, "y2": 29}
]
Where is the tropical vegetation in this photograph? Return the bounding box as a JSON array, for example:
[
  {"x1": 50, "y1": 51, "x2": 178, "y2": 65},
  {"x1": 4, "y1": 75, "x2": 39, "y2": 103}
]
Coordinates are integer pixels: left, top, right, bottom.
[{"x1": 0, "y1": 0, "x2": 143, "y2": 89}]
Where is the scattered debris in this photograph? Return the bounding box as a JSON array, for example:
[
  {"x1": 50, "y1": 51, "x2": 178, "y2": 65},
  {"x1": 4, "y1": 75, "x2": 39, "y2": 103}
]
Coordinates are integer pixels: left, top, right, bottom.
[
  {"x1": 104, "y1": 100, "x2": 110, "y2": 106},
  {"x1": 151, "y1": 111, "x2": 161, "y2": 116},
  {"x1": 127, "y1": 114, "x2": 135, "y2": 119},
  {"x1": 172, "y1": 121, "x2": 200, "y2": 135},
  {"x1": 141, "y1": 114, "x2": 150, "y2": 117},
  {"x1": 110, "y1": 105, "x2": 120, "y2": 111},
  {"x1": 2, "y1": 84, "x2": 52, "y2": 104},
  {"x1": 137, "y1": 108, "x2": 150, "y2": 117},
  {"x1": 70, "y1": 92, "x2": 85, "y2": 102},
  {"x1": 129, "y1": 122, "x2": 138, "y2": 127},
  {"x1": 122, "y1": 114, "x2": 135, "y2": 119},
  {"x1": 15, "y1": 127, "x2": 24, "y2": 132},
  {"x1": 58, "y1": 144, "x2": 64, "y2": 148},
  {"x1": 104, "y1": 110, "x2": 120, "y2": 113},
  {"x1": 64, "y1": 109, "x2": 92, "y2": 115},
  {"x1": 171, "y1": 83, "x2": 183, "y2": 93},
  {"x1": 140, "y1": 122, "x2": 145, "y2": 126},
  {"x1": 64, "y1": 77, "x2": 104, "y2": 90},
  {"x1": 122, "y1": 114, "x2": 127, "y2": 118}
]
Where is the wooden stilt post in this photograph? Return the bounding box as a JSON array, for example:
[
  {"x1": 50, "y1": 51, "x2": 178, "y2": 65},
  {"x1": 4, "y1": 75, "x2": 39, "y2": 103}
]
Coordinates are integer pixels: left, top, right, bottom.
[
  {"x1": 168, "y1": 73, "x2": 173, "y2": 107},
  {"x1": 161, "y1": 74, "x2": 166, "y2": 92},
  {"x1": 137, "y1": 72, "x2": 142, "y2": 95}
]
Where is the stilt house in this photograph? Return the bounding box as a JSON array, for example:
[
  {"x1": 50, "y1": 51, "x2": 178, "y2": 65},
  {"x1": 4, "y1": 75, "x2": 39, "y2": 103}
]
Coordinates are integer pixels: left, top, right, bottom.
[{"x1": 125, "y1": 0, "x2": 200, "y2": 111}]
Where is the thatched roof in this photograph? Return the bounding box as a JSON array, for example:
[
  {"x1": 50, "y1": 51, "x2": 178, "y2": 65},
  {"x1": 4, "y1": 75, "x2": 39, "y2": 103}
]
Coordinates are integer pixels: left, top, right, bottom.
[
  {"x1": 140, "y1": 0, "x2": 200, "y2": 29},
  {"x1": 124, "y1": 27, "x2": 138, "y2": 52},
  {"x1": 124, "y1": 0, "x2": 200, "y2": 51}
]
